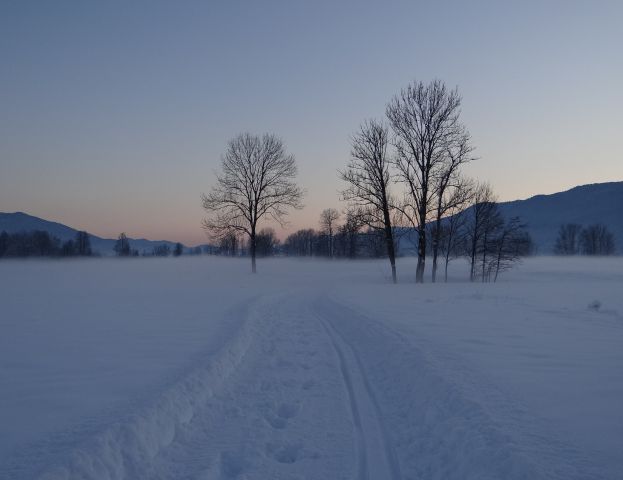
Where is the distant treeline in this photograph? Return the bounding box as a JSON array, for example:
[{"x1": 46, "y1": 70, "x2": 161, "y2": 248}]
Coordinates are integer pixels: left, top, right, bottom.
[
  {"x1": 554, "y1": 223, "x2": 616, "y2": 256},
  {"x1": 210, "y1": 226, "x2": 395, "y2": 259},
  {"x1": 0, "y1": 230, "x2": 93, "y2": 258},
  {"x1": 0, "y1": 230, "x2": 187, "y2": 259}
]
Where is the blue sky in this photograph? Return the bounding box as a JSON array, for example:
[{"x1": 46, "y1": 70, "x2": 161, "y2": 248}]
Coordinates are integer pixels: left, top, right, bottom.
[{"x1": 1, "y1": 1, "x2": 621, "y2": 244}]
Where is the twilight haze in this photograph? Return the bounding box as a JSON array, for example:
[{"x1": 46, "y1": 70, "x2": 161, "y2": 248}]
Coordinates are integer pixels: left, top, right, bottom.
[{"x1": 1, "y1": 1, "x2": 621, "y2": 245}]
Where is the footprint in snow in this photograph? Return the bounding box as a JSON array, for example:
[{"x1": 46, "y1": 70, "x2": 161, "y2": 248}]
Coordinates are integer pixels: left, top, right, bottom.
[
  {"x1": 264, "y1": 414, "x2": 288, "y2": 429},
  {"x1": 264, "y1": 402, "x2": 300, "y2": 429},
  {"x1": 277, "y1": 402, "x2": 300, "y2": 419},
  {"x1": 219, "y1": 451, "x2": 245, "y2": 478},
  {"x1": 267, "y1": 442, "x2": 303, "y2": 464}
]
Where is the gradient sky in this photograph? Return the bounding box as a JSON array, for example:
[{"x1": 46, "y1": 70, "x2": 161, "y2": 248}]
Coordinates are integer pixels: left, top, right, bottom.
[{"x1": 1, "y1": 1, "x2": 622, "y2": 245}]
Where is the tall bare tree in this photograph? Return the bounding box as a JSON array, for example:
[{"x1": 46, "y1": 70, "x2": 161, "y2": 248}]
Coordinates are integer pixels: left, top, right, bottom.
[
  {"x1": 340, "y1": 119, "x2": 397, "y2": 283},
  {"x1": 387, "y1": 79, "x2": 468, "y2": 283},
  {"x1": 319, "y1": 208, "x2": 340, "y2": 258},
  {"x1": 202, "y1": 133, "x2": 303, "y2": 273},
  {"x1": 430, "y1": 136, "x2": 474, "y2": 282}
]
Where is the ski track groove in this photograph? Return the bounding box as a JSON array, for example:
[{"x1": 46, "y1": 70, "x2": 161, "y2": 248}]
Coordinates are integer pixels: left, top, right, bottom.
[{"x1": 314, "y1": 301, "x2": 402, "y2": 480}]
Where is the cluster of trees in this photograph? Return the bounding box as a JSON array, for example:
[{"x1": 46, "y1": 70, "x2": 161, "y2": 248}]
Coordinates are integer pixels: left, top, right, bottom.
[
  {"x1": 204, "y1": 221, "x2": 392, "y2": 260},
  {"x1": 200, "y1": 80, "x2": 532, "y2": 281},
  {"x1": 0, "y1": 230, "x2": 93, "y2": 258},
  {"x1": 283, "y1": 217, "x2": 393, "y2": 259},
  {"x1": 112, "y1": 233, "x2": 137, "y2": 256},
  {"x1": 554, "y1": 224, "x2": 616, "y2": 255},
  {"x1": 456, "y1": 184, "x2": 533, "y2": 283},
  {"x1": 113, "y1": 233, "x2": 185, "y2": 258},
  {"x1": 336, "y1": 79, "x2": 531, "y2": 283},
  {"x1": 202, "y1": 80, "x2": 530, "y2": 283},
  {"x1": 210, "y1": 228, "x2": 279, "y2": 257},
  {"x1": 279, "y1": 182, "x2": 532, "y2": 283},
  {"x1": 150, "y1": 242, "x2": 184, "y2": 257},
  {"x1": 0, "y1": 230, "x2": 191, "y2": 259}
]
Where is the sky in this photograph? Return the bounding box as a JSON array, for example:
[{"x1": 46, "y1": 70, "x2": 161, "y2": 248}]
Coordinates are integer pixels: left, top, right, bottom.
[{"x1": 1, "y1": 0, "x2": 622, "y2": 246}]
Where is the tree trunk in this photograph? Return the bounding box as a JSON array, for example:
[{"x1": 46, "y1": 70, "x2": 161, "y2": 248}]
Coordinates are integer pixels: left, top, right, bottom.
[
  {"x1": 416, "y1": 205, "x2": 427, "y2": 283},
  {"x1": 481, "y1": 231, "x2": 487, "y2": 283},
  {"x1": 431, "y1": 214, "x2": 442, "y2": 283},
  {"x1": 443, "y1": 222, "x2": 454, "y2": 283},
  {"x1": 469, "y1": 233, "x2": 477, "y2": 282},
  {"x1": 250, "y1": 228, "x2": 257, "y2": 274},
  {"x1": 416, "y1": 227, "x2": 426, "y2": 283},
  {"x1": 383, "y1": 207, "x2": 397, "y2": 284}
]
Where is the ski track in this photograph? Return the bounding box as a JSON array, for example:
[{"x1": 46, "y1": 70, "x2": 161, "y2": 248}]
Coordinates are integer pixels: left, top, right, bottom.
[
  {"x1": 320, "y1": 295, "x2": 609, "y2": 480},
  {"x1": 314, "y1": 304, "x2": 401, "y2": 480},
  {"x1": 143, "y1": 293, "x2": 355, "y2": 480},
  {"x1": 13, "y1": 287, "x2": 612, "y2": 479}
]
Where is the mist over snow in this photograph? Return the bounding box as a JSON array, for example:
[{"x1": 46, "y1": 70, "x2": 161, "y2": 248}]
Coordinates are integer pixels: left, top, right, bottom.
[{"x1": 0, "y1": 256, "x2": 622, "y2": 479}]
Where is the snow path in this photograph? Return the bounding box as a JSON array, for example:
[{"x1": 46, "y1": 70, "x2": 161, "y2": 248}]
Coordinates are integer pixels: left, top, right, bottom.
[
  {"x1": 31, "y1": 292, "x2": 359, "y2": 479},
  {"x1": 18, "y1": 288, "x2": 614, "y2": 479},
  {"x1": 3, "y1": 257, "x2": 621, "y2": 479},
  {"x1": 315, "y1": 304, "x2": 401, "y2": 480},
  {"x1": 140, "y1": 293, "x2": 356, "y2": 480}
]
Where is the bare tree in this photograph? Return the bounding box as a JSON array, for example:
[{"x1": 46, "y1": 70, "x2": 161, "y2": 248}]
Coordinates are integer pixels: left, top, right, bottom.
[
  {"x1": 580, "y1": 224, "x2": 616, "y2": 255},
  {"x1": 554, "y1": 224, "x2": 582, "y2": 255},
  {"x1": 202, "y1": 133, "x2": 303, "y2": 273},
  {"x1": 463, "y1": 183, "x2": 501, "y2": 281},
  {"x1": 340, "y1": 119, "x2": 398, "y2": 283},
  {"x1": 478, "y1": 199, "x2": 503, "y2": 283},
  {"x1": 319, "y1": 208, "x2": 340, "y2": 258},
  {"x1": 114, "y1": 232, "x2": 131, "y2": 257},
  {"x1": 491, "y1": 217, "x2": 531, "y2": 282},
  {"x1": 430, "y1": 135, "x2": 474, "y2": 282},
  {"x1": 436, "y1": 177, "x2": 475, "y2": 282},
  {"x1": 387, "y1": 79, "x2": 468, "y2": 283},
  {"x1": 74, "y1": 231, "x2": 92, "y2": 256}
]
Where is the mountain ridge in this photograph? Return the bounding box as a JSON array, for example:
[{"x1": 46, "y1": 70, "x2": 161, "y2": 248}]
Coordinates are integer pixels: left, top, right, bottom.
[
  {"x1": 0, "y1": 212, "x2": 185, "y2": 255},
  {"x1": 1, "y1": 181, "x2": 621, "y2": 255},
  {"x1": 496, "y1": 181, "x2": 622, "y2": 253}
]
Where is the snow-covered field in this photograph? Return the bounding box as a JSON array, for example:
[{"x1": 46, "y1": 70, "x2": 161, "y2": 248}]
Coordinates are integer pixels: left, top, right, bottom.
[{"x1": 1, "y1": 256, "x2": 622, "y2": 479}]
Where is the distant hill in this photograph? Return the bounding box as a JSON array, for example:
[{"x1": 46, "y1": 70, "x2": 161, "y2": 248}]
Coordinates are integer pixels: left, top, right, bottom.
[
  {"x1": 396, "y1": 182, "x2": 623, "y2": 255},
  {"x1": 0, "y1": 212, "x2": 185, "y2": 255},
  {"x1": 497, "y1": 182, "x2": 623, "y2": 253}
]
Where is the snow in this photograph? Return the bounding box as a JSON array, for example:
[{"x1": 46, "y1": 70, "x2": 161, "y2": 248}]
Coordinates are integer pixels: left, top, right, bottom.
[{"x1": 1, "y1": 256, "x2": 622, "y2": 479}]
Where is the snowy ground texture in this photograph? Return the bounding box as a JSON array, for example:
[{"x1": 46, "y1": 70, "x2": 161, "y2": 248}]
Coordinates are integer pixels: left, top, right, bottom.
[{"x1": 1, "y1": 256, "x2": 622, "y2": 480}]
